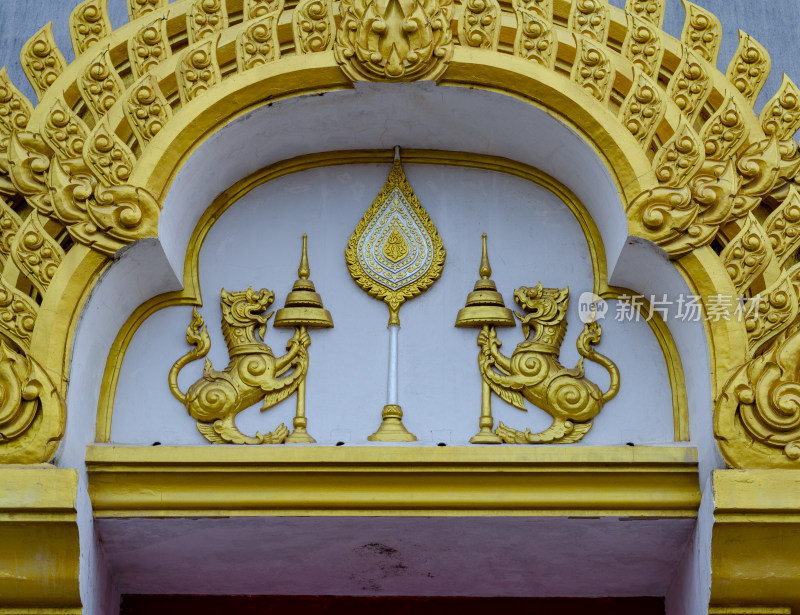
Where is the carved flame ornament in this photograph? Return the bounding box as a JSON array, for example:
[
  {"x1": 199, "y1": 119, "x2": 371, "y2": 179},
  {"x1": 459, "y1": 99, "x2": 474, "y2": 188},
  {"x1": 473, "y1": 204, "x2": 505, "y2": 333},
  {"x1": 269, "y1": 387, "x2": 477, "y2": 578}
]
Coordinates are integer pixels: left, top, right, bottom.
[
  {"x1": 169, "y1": 287, "x2": 311, "y2": 444},
  {"x1": 334, "y1": 0, "x2": 454, "y2": 81},
  {"x1": 346, "y1": 150, "x2": 445, "y2": 441},
  {"x1": 476, "y1": 283, "x2": 620, "y2": 444}
]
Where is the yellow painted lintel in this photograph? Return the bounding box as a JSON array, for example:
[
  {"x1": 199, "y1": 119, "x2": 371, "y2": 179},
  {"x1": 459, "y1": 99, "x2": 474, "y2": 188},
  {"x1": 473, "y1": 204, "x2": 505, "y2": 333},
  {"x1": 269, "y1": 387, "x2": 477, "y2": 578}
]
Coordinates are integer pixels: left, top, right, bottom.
[{"x1": 86, "y1": 445, "x2": 699, "y2": 518}]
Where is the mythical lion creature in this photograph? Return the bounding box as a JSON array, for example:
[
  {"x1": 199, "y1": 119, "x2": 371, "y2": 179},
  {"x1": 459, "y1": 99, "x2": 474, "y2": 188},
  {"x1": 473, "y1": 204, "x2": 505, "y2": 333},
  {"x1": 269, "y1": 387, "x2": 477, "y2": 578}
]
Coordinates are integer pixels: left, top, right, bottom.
[
  {"x1": 169, "y1": 287, "x2": 310, "y2": 444},
  {"x1": 478, "y1": 283, "x2": 620, "y2": 444}
]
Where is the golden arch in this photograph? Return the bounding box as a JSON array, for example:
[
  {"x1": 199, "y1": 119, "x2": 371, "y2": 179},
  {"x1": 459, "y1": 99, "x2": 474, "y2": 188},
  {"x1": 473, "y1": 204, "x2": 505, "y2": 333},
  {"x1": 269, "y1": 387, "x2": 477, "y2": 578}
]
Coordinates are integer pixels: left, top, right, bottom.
[{"x1": 0, "y1": 0, "x2": 798, "y2": 468}]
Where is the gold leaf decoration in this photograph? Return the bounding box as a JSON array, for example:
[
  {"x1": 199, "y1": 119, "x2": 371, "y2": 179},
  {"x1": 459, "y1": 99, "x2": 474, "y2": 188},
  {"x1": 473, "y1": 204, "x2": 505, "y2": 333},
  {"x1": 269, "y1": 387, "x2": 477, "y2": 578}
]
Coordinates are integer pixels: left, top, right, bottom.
[
  {"x1": 128, "y1": 17, "x2": 171, "y2": 79},
  {"x1": 0, "y1": 341, "x2": 62, "y2": 446},
  {"x1": 736, "y1": 136, "x2": 780, "y2": 198},
  {"x1": 764, "y1": 185, "x2": 800, "y2": 267},
  {"x1": 7, "y1": 131, "x2": 52, "y2": 199},
  {"x1": 652, "y1": 121, "x2": 704, "y2": 188},
  {"x1": 700, "y1": 95, "x2": 748, "y2": 160},
  {"x1": 0, "y1": 279, "x2": 38, "y2": 350},
  {"x1": 513, "y1": 4, "x2": 556, "y2": 67},
  {"x1": 10, "y1": 212, "x2": 64, "y2": 295},
  {"x1": 626, "y1": 185, "x2": 698, "y2": 254},
  {"x1": 726, "y1": 31, "x2": 770, "y2": 106},
  {"x1": 124, "y1": 73, "x2": 173, "y2": 148},
  {"x1": 84, "y1": 121, "x2": 136, "y2": 186},
  {"x1": 42, "y1": 98, "x2": 89, "y2": 160},
  {"x1": 569, "y1": 0, "x2": 609, "y2": 44},
  {"x1": 666, "y1": 50, "x2": 711, "y2": 123},
  {"x1": 458, "y1": 0, "x2": 502, "y2": 50},
  {"x1": 743, "y1": 266, "x2": 799, "y2": 358},
  {"x1": 78, "y1": 50, "x2": 125, "y2": 122},
  {"x1": 127, "y1": 0, "x2": 167, "y2": 21},
  {"x1": 20, "y1": 23, "x2": 67, "y2": 99},
  {"x1": 177, "y1": 36, "x2": 221, "y2": 102},
  {"x1": 345, "y1": 158, "x2": 445, "y2": 325},
  {"x1": 720, "y1": 213, "x2": 771, "y2": 293},
  {"x1": 624, "y1": 0, "x2": 664, "y2": 28},
  {"x1": 335, "y1": 0, "x2": 454, "y2": 82},
  {"x1": 619, "y1": 68, "x2": 665, "y2": 147},
  {"x1": 237, "y1": 14, "x2": 280, "y2": 71},
  {"x1": 622, "y1": 13, "x2": 663, "y2": 78},
  {"x1": 571, "y1": 36, "x2": 612, "y2": 102},
  {"x1": 187, "y1": 0, "x2": 228, "y2": 44},
  {"x1": 69, "y1": 0, "x2": 112, "y2": 56},
  {"x1": 0, "y1": 197, "x2": 22, "y2": 264},
  {"x1": 293, "y1": 0, "x2": 335, "y2": 54},
  {"x1": 680, "y1": 0, "x2": 722, "y2": 65},
  {"x1": 0, "y1": 69, "x2": 33, "y2": 169},
  {"x1": 245, "y1": 0, "x2": 285, "y2": 19},
  {"x1": 760, "y1": 75, "x2": 800, "y2": 142}
]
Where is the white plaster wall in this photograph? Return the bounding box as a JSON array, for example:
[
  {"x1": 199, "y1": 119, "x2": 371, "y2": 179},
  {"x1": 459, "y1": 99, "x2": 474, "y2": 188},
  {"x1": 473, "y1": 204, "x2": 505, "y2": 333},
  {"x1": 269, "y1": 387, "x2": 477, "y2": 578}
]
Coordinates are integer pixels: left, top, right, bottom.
[{"x1": 111, "y1": 163, "x2": 675, "y2": 446}]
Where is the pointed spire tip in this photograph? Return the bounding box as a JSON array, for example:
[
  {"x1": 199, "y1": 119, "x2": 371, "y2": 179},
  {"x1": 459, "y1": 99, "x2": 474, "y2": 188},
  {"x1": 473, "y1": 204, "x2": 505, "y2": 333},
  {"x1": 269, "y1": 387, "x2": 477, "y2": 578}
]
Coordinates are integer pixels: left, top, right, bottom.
[
  {"x1": 479, "y1": 233, "x2": 491, "y2": 279},
  {"x1": 298, "y1": 234, "x2": 310, "y2": 280}
]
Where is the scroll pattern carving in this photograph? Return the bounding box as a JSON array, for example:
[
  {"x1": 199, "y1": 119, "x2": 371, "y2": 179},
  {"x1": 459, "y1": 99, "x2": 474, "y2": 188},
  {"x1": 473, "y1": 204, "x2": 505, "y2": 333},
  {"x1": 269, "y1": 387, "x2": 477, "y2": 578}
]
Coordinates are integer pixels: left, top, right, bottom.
[
  {"x1": 125, "y1": 74, "x2": 173, "y2": 148},
  {"x1": 680, "y1": 0, "x2": 722, "y2": 64},
  {"x1": 667, "y1": 51, "x2": 711, "y2": 123},
  {"x1": 652, "y1": 121, "x2": 704, "y2": 188},
  {"x1": 721, "y1": 214, "x2": 771, "y2": 293},
  {"x1": 0, "y1": 199, "x2": 21, "y2": 264},
  {"x1": 78, "y1": 51, "x2": 124, "y2": 122},
  {"x1": 569, "y1": 0, "x2": 609, "y2": 44},
  {"x1": 760, "y1": 76, "x2": 800, "y2": 141},
  {"x1": 700, "y1": 96, "x2": 748, "y2": 160},
  {"x1": 84, "y1": 122, "x2": 135, "y2": 186},
  {"x1": 177, "y1": 37, "x2": 221, "y2": 102},
  {"x1": 624, "y1": 0, "x2": 664, "y2": 28},
  {"x1": 458, "y1": 0, "x2": 502, "y2": 50},
  {"x1": 571, "y1": 37, "x2": 611, "y2": 102},
  {"x1": 20, "y1": 24, "x2": 67, "y2": 99},
  {"x1": 69, "y1": 0, "x2": 112, "y2": 56},
  {"x1": 334, "y1": 0, "x2": 454, "y2": 81},
  {"x1": 743, "y1": 268, "x2": 799, "y2": 357},
  {"x1": 293, "y1": 0, "x2": 335, "y2": 54},
  {"x1": 0, "y1": 280, "x2": 38, "y2": 350},
  {"x1": 128, "y1": 18, "x2": 171, "y2": 79},
  {"x1": 42, "y1": 98, "x2": 89, "y2": 160},
  {"x1": 622, "y1": 14, "x2": 663, "y2": 78},
  {"x1": 187, "y1": 0, "x2": 228, "y2": 44},
  {"x1": 619, "y1": 69, "x2": 665, "y2": 147},
  {"x1": 726, "y1": 31, "x2": 770, "y2": 105},
  {"x1": 245, "y1": 0, "x2": 284, "y2": 19},
  {"x1": 0, "y1": 69, "x2": 33, "y2": 165},
  {"x1": 127, "y1": 0, "x2": 167, "y2": 21},
  {"x1": 513, "y1": 1, "x2": 556, "y2": 67},
  {"x1": 237, "y1": 15, "x2": 280, "y2": 71},
  {"x1": 10, "y1": 213, "x2": 63, "y2": 296},
  {"x1": 765, "y1": 186, "x2": 800, "y2": 267}
]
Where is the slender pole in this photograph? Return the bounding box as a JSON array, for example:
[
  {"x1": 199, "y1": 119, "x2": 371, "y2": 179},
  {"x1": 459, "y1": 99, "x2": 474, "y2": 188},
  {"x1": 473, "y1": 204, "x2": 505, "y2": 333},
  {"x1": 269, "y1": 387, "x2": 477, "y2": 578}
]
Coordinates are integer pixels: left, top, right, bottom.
[
  {"x1": 387, "y1": 324, "x2": 399, "y2": 406},
  {"x1": 286, "y1": 326, "x2": 315, "y2": 442},
  {"x1": 470, "y1": 325, "x2": 503, "y2": 443}
]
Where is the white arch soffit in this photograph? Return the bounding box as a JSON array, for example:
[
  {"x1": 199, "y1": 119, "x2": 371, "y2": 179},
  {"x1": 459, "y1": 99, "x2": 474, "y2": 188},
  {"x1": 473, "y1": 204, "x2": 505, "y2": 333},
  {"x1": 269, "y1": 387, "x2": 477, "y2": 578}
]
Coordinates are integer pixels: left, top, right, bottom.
[{"x1": 66, "y1": 82, "x2": 713, "y2": 460}]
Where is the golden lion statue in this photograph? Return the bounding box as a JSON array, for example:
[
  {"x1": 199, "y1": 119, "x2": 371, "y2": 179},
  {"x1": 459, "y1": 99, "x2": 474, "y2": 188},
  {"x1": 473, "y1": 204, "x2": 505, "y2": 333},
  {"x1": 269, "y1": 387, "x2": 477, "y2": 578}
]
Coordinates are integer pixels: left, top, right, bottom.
[
  {"x1": 478, "y1": 284, "x2": 620, "y2": 443},
  {"x1": 169, "y1": 287, "x2": 309, "y2": 444}
]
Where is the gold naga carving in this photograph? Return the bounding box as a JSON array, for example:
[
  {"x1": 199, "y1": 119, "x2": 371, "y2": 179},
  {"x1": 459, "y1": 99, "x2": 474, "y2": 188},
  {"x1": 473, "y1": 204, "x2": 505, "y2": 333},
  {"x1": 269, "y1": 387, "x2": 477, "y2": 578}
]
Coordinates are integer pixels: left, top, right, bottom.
[
  {"x1": 458, "y1": 0, "x2": 502, "y2": 51},
  {"x1": 0, "y1": 341, "x2": 63, "y2": 455},
  {"x1": 473, "y1": 283, "x2": 620, "y2": 444},
  {"x1": 293, "y1": 0, "x2": 335, "y2": 54},
  {"x1": 20, "y1": 23, "x2": 66, "y2": 99},
  {"x1": 512, "y1": 0, "x2": 556, "y2": 68},
  {"x1": 69, "y1": 0, "x2": 112, "y2": 56},
  {"x1": 237, "y1": 14, "x2": 280, "y2": 71},
  {"x1": 716, "y1": 320, "x2": 800, "y2": 463},
  {"x1": 169, "y1": 287, "x2": 312, "y2": 445},
  {"x1": 128, "y1": 17, "x2": 172, "y2": 79},
  {"x1": 334, "y1": 0, "x2": 454, "y2": 81},
  {"x1": 78, "y1": 50, "x2": 125, "y2": 122}
]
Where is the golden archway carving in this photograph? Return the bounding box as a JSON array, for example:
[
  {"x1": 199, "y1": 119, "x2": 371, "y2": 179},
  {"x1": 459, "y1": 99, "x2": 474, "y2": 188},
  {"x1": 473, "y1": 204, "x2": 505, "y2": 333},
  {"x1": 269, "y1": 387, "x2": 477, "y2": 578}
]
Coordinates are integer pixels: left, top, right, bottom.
[{"x1": 0, "y1": 0, "x2": 798, "y2": 468}]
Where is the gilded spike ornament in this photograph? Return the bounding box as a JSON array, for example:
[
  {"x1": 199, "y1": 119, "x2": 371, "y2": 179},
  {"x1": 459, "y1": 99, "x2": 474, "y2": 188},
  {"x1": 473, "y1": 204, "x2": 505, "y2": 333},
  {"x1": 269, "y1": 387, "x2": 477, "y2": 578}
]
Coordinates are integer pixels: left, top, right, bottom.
[
  {"x1": 274, "y1": 235, "x2": 334, "y2": 443},
  {"x1": 346, "y1": 149, "x2": 445, "y2": 441},
  {"x1": 476, "y1": 284, "x2": 620, "y2": 444},
  {"x1": 455, "y1": 234, "x2": 515, "y2": 444},
  {"x1": 169, "y1": 287, "x2": 311, "y2": 445}
]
